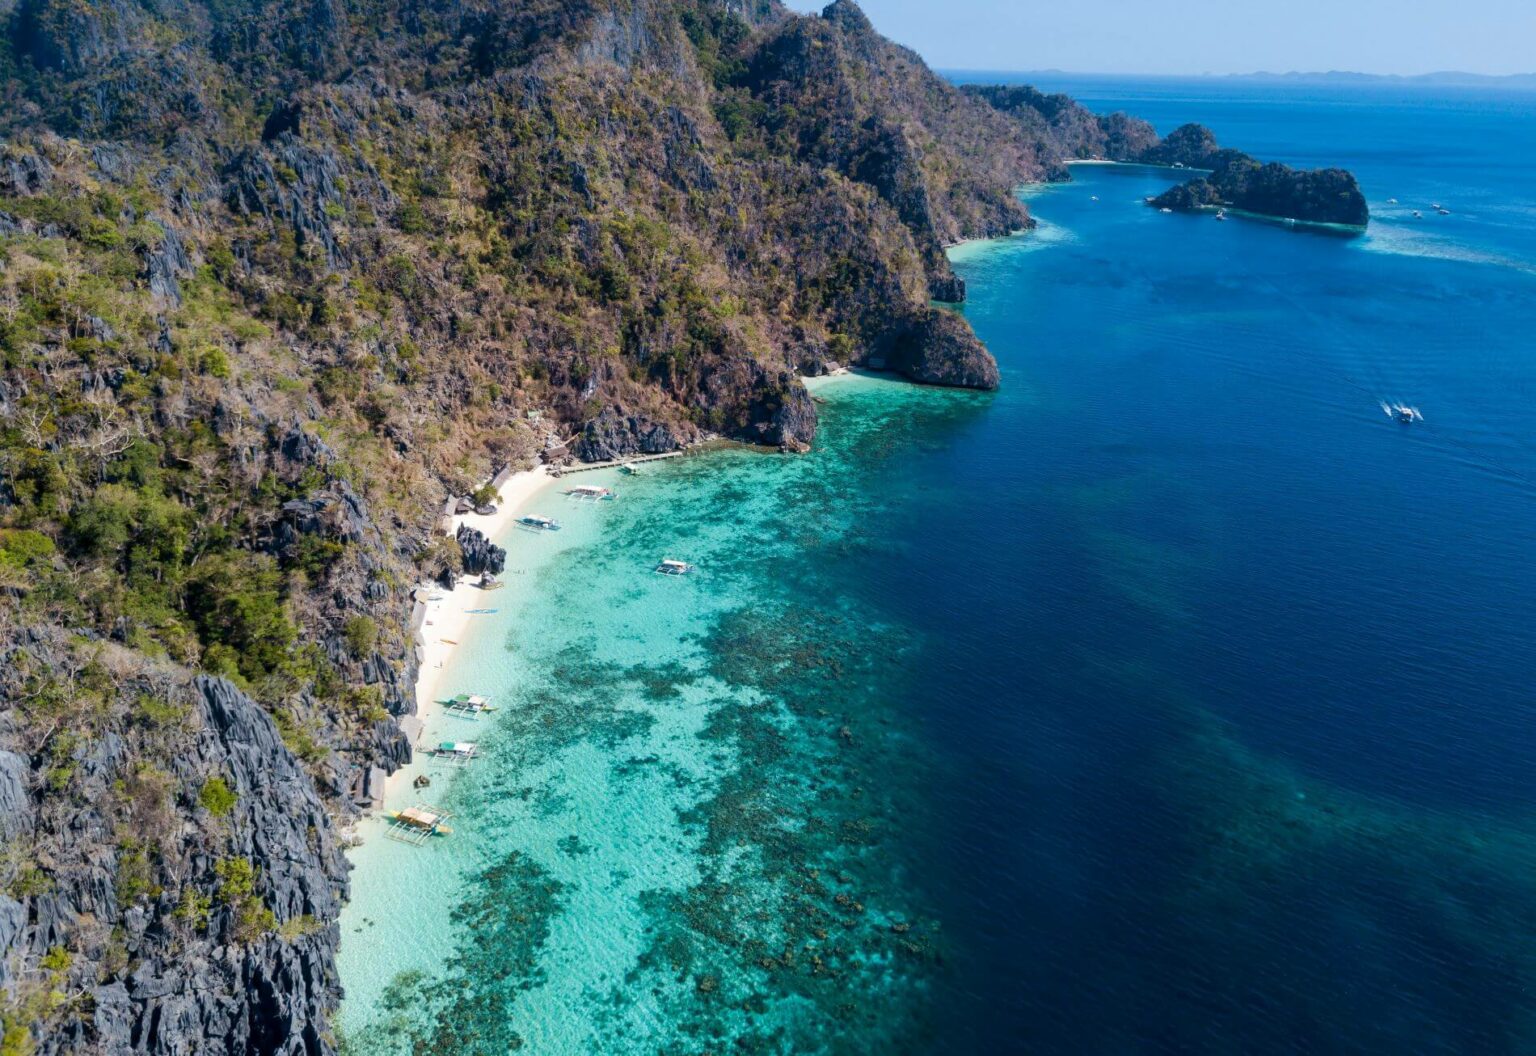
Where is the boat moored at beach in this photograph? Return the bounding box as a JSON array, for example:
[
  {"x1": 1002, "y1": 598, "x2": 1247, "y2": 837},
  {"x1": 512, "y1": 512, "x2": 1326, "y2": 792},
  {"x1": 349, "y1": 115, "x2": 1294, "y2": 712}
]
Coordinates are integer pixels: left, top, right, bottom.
[
  {"x1": 385, "y1": 805, "x2": 454, "y2": 844},
  {"x1": 517, "y1": 515, "x2": 563, "y2": 532},
  {"x1": 655, "y1": 559, "x2": 696, "y2": 577},
  {"x1": 443, "y1": 694, "x2": 495, "y2": 717},
  {"x1": 431, "y1": 742, "x2": 479, "y2": 765}
]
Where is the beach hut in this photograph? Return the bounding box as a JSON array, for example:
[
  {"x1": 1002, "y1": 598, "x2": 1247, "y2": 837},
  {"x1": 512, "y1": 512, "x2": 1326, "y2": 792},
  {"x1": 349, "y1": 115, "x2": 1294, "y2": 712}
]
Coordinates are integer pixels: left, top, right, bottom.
[{"x1": 435, "y1": 498, "x2": 457, "y2": 536}]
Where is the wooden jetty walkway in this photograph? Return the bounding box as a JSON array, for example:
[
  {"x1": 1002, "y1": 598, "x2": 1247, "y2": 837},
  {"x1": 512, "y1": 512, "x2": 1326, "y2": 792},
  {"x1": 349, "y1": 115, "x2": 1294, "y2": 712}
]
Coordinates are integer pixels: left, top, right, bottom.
[{"x1": 554, "y1": 450, "x2": 688, "y2": 476}]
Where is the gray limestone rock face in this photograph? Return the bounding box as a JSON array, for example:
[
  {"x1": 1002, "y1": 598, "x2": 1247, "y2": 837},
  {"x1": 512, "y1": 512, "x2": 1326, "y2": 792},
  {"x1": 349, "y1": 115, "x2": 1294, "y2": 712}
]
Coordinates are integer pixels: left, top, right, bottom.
[
  {"x1": 0, "y1": 750, "x2": 31, "y2": 839},
  {"x1": 455, "y1": 525, "x2": 507, "y2": 577},
  {"x1": 0, "y1": 897, "x2": 26, "y2": 989},
  {"x1": 575, "y1": 409, "x2": 682, "y2": 463},
  {"x1": 886, "y1": 309, "x2": 1001, "y2": 390}
]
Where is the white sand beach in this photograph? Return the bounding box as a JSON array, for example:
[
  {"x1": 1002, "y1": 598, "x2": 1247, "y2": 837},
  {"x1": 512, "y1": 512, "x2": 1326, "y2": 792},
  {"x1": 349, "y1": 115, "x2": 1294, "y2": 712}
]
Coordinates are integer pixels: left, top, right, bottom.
[{"x1": 385, "y1": 464, "x2": 560, "y2": 801}]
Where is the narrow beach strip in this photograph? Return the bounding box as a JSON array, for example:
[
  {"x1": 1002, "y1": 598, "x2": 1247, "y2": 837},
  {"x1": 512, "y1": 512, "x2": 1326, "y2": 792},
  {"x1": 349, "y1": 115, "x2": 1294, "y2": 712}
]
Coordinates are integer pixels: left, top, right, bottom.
[{"x1": 382, "y1": 465, "x2": 559, "y2": 804}]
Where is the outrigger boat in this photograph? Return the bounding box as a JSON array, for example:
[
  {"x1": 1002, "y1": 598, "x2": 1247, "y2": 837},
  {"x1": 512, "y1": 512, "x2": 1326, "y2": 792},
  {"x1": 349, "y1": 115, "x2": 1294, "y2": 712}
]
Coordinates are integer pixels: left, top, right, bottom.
[
  {"x1": 566, "y1": 484, "x2": 616, "y2": 502},
  {"x1": 517, "y1": 515, "x2": 563, "y2": 532},
  {"x1": 1382, "y1": 402, "x2": 1424, "y2": 424},
  {"x1": 431, "y1": 742, "x2": 479, "y2": 765},
  {"x1": 386, "y1": 805, "x2": 454, "y2": 845},
  {"x1": 654, "y1": 559, "x2": 696, "y2": 577},
  {"x1": 443, "y1": 693, "x2": 495, "y2": 717}
]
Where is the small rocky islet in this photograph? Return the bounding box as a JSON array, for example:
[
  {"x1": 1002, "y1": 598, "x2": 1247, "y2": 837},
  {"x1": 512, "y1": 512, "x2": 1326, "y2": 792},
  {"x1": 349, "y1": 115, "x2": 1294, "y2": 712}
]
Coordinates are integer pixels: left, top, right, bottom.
[
  {"x1": 965, "y1": 85, "x2": 1370, "y2": 228},
  {"x1": 0, "y1": 0, "x2": 1369, "y2": 1052}
]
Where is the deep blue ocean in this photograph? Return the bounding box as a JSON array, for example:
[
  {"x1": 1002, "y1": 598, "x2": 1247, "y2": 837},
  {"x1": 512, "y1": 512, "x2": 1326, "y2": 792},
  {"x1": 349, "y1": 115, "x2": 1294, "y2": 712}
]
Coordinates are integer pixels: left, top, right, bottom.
[
  {"x1": 339, "y1": 78, "x2": 1536, "y2": 1054},
  {"x1": 929, "y1": 75, "x2": 1536, "y2": 1053}
]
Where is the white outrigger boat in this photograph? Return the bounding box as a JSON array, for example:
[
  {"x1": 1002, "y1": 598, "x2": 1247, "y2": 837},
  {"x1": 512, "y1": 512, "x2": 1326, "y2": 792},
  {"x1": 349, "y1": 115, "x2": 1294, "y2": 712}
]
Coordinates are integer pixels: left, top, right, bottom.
[
  {"x1": 654, "y1": 559, "x2": 696, "y2": 577},
  {"x1": 517, "y1": 514, "x2": 563, "y2": 532},
  {"x1": 443, "y1": 693, "x2": 495, "y2": 717},
  {"x1": 386, "y1": 804, "x2": 454, "y2": 844},
  {"x1": 1382, "y1": 402, "x2": 1424, "y2": 424},
  {"x1": 565, "y1": 484, "x2": 616, "y2": 502},
  {"x1": 431, "y1": 741, "x2": 479, "y2": 766}
]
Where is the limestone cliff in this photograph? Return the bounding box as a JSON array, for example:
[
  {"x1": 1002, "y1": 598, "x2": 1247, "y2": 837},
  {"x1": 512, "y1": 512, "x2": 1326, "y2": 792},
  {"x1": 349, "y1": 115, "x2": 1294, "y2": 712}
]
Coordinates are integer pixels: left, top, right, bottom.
[{"x1": 0, "y1": 1, "x2": 1067, "y2": 1050}]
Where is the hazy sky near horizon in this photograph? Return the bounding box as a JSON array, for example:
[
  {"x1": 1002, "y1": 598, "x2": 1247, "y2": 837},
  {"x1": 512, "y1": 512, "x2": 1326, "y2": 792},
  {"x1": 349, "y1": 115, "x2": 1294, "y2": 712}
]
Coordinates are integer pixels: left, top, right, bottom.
[{"x1": 783, "y1": 0, "x2": 1536, "y2": 76}]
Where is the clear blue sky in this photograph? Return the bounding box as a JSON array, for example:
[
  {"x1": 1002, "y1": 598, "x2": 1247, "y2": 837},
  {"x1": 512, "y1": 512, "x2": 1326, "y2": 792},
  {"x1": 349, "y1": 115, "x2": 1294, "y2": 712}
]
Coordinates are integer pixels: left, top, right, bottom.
[{"x1": 783, "y1": 0, "x2": 1536, "y2": 76}]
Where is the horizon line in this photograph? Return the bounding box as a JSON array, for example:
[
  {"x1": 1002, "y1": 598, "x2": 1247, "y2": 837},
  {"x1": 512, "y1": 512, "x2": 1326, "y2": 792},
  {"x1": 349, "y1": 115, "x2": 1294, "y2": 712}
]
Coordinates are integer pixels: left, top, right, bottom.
[{"x1": 939, "y1": 66, "x2": 1536, "y2": 81}]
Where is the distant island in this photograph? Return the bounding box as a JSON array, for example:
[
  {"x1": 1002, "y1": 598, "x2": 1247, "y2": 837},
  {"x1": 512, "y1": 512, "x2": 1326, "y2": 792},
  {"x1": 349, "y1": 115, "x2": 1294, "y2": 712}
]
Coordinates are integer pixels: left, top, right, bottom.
[
  {"x1": 950, "y1": 68, "x2": 1536, "y2": 91},
  {"x1": 964, "y1": 85, "x2": 1370, "y2": 230},
  {"x1": 1218, "y1": 70, "x2": 1536, "y2": 89}
]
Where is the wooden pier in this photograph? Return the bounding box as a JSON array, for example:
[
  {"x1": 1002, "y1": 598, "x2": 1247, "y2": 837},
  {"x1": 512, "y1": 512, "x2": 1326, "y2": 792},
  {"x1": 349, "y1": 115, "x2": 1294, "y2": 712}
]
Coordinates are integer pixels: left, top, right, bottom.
[{"x1": 554, "y1": 450, "x2": 688, "y2": 476}]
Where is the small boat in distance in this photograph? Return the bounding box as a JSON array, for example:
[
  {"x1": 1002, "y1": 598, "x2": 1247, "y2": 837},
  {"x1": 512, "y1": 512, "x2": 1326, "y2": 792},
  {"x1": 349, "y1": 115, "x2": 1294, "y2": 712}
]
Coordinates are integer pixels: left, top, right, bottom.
[
  {"x1": 1436, "y1": 207, "x2": 1451, "y2": 216},
  {"x1": 655, "y1": 559, "x2": 696, "y2": 577},
  {"x1": 1382, "y1": 402, "x2": 1424, "y2": 424},
  {"x1": 1215, "y1": 209, "x2": 1228, "y2": 221},
  {"x1": 619, "y1": 462, "x2": 641, "y2": 475},
  {"x1": 1412, "y1": 210, "x2": 1423, "y2": 219},
  {"x1": 1387, "y1": 197, "x2": 1399, "y2": 205},
  {"x1": 1159, "y1": 207, "x2": 1173, "y2": 214},
  {"x1": 517, "y1": 515, "x2": 563, "y2": 532},
  {"x1": 566, "y1": 484, "x2": 616, "y2": 501}
]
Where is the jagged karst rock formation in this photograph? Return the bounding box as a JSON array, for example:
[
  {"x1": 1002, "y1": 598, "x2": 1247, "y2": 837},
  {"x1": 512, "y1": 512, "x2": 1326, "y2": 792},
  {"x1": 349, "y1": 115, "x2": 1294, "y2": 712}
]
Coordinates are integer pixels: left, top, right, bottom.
[{"x1": 455, "y1": 524, "x2": 507, "y2": 579}]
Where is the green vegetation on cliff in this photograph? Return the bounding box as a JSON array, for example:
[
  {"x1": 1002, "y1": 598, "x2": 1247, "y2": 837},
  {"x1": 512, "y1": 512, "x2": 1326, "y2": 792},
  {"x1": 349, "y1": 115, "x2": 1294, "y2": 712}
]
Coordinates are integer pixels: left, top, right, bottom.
[{"x1": 0, "y1": 1, "x2": 1072, "y2": 1051}]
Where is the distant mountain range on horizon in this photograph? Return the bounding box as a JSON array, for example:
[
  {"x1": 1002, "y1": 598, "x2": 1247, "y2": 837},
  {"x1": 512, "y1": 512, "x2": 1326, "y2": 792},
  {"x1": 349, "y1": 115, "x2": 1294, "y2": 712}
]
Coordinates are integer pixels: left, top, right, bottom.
[{"x1": 948, "y1": 68, "x2": 1536, "y2": 89}]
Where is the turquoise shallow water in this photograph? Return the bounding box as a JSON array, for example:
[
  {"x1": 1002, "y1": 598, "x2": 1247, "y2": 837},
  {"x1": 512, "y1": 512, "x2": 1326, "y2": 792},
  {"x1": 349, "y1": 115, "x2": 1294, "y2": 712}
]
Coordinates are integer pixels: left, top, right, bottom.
[
  {"x1": 341, "y1": 81, "x2": 1536, "y2": 1053},
  {"x1": 339, "y1": 377, "x2": 986, "y2": 1053}
]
